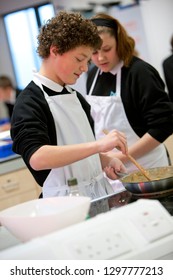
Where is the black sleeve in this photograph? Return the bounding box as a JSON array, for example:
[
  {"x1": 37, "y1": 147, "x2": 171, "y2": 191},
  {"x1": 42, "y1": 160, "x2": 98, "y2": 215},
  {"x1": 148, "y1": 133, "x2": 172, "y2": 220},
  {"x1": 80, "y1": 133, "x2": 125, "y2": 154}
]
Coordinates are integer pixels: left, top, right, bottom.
[
  {"x1": 11, "y1": 82, "x2": 57, "y2": 164},
  {"x1": 123, "y1": 58, "x2": 173, "y2": 142}
]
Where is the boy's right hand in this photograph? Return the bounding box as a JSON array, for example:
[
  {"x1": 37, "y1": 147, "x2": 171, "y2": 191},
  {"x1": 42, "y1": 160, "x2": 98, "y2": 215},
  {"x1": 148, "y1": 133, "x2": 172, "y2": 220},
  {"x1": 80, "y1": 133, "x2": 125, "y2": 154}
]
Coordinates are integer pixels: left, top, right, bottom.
[{"x1": 97, "y1": 129, "x2": 128, "y2": 155}]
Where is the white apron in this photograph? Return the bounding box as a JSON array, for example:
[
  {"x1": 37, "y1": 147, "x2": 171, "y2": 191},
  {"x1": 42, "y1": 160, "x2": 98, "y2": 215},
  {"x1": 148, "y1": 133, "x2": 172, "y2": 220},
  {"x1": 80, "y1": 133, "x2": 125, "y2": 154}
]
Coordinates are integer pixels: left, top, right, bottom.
[
  {"x1": 86, "y1": 67, "x2": 168, "y2": 173},
  {"x1": 33, "y1": 73, "x2": 113, "y2": 201}
]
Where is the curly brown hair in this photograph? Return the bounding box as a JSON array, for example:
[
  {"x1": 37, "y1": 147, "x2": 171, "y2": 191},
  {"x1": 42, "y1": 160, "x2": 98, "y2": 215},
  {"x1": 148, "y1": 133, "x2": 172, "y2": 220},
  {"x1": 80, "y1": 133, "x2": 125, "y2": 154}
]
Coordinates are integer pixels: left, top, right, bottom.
[
  {"x1": 91, "y1": 13, "x2": 135, "y2": 67},
  {"x1": 37, "y1": 11, "x2": 102, "y2": 58}
]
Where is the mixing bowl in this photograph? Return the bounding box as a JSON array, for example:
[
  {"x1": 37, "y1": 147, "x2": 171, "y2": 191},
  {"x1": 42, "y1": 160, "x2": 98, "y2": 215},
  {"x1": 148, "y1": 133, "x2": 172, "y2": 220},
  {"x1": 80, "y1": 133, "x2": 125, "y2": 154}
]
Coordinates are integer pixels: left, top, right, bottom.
[{"x1": 0, "y1": 196, "x2": 90, "y2": 242}]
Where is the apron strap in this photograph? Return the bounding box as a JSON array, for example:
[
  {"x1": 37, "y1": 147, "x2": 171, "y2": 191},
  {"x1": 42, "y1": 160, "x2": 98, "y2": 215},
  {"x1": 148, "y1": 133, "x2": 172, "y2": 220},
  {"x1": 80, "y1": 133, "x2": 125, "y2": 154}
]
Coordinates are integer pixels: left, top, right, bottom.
[
  {"x1": 88, "y1": 69, "x2": 100, "y2": 96},
  {"x1": 88, "y1": 67, "x2": 122, "y2": 97},
  {"x1": 116, "y1": 70, "x2": 121, "y2": 97}
]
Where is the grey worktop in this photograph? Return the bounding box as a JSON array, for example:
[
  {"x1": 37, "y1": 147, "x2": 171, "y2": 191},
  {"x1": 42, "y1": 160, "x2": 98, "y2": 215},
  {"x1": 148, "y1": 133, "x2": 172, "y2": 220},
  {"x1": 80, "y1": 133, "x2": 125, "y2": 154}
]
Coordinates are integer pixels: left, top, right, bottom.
[
  {"x1": 0, "y1": 155, "x2": 26, "y2": 175},
  {"x1": 0, "y1": 130, "x2": 26, "y2": 175}
]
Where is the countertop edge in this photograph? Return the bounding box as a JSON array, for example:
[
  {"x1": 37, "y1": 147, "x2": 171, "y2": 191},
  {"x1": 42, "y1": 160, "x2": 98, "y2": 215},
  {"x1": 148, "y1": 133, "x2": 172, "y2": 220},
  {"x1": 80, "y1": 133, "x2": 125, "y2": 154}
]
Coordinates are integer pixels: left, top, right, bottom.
[{"x1": 0, "y1": 156, "x2": 26, "y2": 175}]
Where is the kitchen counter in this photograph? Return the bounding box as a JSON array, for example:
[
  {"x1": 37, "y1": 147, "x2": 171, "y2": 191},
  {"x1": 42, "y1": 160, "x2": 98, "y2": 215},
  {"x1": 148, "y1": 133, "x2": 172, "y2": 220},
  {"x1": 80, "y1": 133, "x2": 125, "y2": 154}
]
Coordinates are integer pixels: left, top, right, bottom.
[
  {"x1": 0, "y1": 190, "x2": 128, "y2": 252},
  {"x1": 0, "y1": 129, "x2": 26, "y2": 174},
  {"x1": 0, "y1": 156, "x2": 41, "y2": 211},
  {"x1": 0, "y1": 154, "x2": 25, "y2": 175},
  {"x1": 1, "y1": 199, "x2": 173, "y2": 260},
  {"x1": 1, "y1": 189, "x2": 173, "y2": 254},
  {"x1": 0, "y1": 131, "x2": 41, "y2": 211}
]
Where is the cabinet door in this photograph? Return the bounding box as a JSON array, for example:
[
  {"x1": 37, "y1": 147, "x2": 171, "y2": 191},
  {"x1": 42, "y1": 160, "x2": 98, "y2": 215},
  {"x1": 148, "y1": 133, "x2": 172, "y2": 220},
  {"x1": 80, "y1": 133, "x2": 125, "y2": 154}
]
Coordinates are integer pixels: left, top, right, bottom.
[{"x1": 0, "y1": 168, "x2": 41, "y2": 210}]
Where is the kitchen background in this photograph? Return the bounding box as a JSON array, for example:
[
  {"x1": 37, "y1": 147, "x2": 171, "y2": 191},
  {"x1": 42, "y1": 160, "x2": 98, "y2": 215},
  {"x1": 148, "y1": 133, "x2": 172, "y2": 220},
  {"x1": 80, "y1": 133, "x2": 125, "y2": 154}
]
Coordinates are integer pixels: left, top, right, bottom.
[
  {"x1": 0, "y1": 0, "x2": 173, "y2": 162},
  {"x1": 0, "y1": 0, "x2": 173, "y2": 86},
  {"x1": 0, "y1": 0, "x2": 173, "y2": 161},
  {"x1": 0, "y1": 1, "x2": 173, "y2": 260}
]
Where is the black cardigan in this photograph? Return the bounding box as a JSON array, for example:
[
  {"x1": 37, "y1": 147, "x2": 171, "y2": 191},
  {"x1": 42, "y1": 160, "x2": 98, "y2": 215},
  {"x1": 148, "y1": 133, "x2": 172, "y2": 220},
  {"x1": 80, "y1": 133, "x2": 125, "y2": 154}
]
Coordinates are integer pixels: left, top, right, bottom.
[{"x1": 87, "y1": 56, "x2": 173, "y2": 143}]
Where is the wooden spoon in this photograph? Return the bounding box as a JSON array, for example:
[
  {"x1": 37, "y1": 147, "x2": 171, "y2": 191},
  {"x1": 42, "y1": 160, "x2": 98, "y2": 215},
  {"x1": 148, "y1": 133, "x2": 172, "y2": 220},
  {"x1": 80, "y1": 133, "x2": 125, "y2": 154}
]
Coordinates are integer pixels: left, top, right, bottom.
[{"x1": 102, "y1": 129, "x2": 151, "y2": 181}]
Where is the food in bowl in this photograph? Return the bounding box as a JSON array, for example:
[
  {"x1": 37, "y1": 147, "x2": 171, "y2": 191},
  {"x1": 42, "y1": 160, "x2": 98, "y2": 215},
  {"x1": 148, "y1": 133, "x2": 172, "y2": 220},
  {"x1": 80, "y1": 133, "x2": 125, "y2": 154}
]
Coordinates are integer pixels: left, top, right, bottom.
[
  {"x1": 120, "y1": 166, "x2": 173, "y2": 196},
  {"x1": 122, "y1": 166, "x2": 173, "y2": 183}
]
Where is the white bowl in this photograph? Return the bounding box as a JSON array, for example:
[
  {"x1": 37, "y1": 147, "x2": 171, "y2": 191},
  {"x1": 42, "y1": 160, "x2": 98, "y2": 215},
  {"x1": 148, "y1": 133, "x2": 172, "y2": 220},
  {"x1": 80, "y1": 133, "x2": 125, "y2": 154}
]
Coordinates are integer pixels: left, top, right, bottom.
[{"x1": 0, "y1": 196, "x2": 90, "y2": 242}]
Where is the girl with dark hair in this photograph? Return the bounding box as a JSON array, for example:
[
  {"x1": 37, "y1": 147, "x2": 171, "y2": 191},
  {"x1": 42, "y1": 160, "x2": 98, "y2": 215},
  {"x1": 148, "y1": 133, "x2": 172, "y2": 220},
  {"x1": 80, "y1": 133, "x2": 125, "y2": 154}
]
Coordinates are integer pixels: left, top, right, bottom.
[{"x1": 87, "y1": 13, "x2": 173, "y2": 174}]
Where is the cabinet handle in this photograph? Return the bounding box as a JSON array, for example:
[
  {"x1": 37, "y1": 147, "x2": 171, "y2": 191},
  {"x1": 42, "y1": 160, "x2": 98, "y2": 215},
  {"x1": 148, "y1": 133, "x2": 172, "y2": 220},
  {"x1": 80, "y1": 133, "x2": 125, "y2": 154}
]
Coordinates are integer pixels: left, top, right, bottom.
[{"x1": 2, "y1": 181, "x2": 19, "y2": 192}]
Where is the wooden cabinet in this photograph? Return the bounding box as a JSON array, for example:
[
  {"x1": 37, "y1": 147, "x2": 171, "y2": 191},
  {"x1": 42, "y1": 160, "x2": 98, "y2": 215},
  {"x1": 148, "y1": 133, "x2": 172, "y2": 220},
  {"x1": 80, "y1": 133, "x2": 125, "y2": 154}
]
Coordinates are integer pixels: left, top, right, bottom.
[{"x1": 0, "y1": 168, "x2": 41, "y2": 211}]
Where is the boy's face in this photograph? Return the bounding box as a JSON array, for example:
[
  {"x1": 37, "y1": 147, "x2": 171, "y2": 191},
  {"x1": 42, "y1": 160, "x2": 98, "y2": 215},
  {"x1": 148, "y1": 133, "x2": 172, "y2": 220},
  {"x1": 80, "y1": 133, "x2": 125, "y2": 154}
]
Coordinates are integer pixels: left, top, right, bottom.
[{"x1": 50, "y1": 46, "x2": 93, "y2": 86}]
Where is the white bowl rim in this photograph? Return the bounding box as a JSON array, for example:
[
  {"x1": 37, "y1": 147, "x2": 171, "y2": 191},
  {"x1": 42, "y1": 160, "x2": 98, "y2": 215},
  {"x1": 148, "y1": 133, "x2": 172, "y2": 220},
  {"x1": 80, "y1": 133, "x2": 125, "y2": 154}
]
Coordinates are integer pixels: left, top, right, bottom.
[{"x1": 0, "y1": 196, "x2": 91, "y2": 218}]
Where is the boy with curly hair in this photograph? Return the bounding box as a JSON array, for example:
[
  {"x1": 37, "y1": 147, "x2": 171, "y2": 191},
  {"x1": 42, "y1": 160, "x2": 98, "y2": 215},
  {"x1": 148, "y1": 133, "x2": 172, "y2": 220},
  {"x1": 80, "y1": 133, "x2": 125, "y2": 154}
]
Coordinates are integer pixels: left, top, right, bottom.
[{"x1": 11, "y1": 11, "x2": 127, "y2": 199}]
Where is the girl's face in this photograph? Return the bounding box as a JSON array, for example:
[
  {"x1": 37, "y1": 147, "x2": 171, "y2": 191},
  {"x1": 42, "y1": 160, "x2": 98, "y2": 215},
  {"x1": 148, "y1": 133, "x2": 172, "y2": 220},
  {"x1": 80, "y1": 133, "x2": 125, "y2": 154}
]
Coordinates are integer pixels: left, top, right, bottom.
[
  {"x1": 46, "y1": 45, "x2": 93, "y2": 86},
  {"x1": 92, "y1": 32, "x2": 120, "y2": 72}
]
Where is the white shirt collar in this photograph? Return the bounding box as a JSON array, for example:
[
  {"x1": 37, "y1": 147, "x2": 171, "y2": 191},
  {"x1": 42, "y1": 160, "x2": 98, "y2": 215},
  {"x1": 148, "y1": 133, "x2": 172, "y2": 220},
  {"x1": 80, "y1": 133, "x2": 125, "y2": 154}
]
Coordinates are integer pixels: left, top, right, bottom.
[
  {"x1": 33, "y1": 72, "x2": 72, "y2": 93},
  {"x1": 99, "y1": 61, "x2": 123, "y2": 75}
]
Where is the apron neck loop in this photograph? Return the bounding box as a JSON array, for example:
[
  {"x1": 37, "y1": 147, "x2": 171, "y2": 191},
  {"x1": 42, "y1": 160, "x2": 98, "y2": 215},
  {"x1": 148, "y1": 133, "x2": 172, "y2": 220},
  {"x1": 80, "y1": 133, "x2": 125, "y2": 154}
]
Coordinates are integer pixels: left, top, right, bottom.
[{"x1": 88, "y1": 68, "x2": 122, "y2": 97}]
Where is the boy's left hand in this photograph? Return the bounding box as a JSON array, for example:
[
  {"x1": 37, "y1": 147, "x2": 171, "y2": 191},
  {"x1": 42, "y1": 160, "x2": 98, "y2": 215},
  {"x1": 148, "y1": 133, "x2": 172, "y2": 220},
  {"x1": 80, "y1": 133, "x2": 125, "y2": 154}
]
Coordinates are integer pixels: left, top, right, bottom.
[{"x1": 104, "y1": 158, "x2": 127, "y2": 180}]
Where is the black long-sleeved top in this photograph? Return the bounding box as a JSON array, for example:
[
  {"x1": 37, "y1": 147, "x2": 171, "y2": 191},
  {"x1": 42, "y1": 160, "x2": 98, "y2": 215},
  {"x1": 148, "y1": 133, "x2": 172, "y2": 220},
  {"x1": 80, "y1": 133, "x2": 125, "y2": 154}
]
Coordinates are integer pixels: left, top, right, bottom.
[
  {"x1": 87, "y1": 56, "x2": 173, "y2": 142},
  {"x1": 10, "y1": 82, "x2": 94, "y2": 187}
]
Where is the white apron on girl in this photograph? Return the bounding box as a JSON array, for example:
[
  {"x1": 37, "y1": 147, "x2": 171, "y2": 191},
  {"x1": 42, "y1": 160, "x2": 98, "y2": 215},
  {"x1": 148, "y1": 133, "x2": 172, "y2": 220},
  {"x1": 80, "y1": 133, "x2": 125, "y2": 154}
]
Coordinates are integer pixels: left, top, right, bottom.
[
  {"x1": 86, "y1": 63, "x2": 168, "y2": 172},
  {"x1": 33, "y1": 72, "x2": 113, "y2": 199}
]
